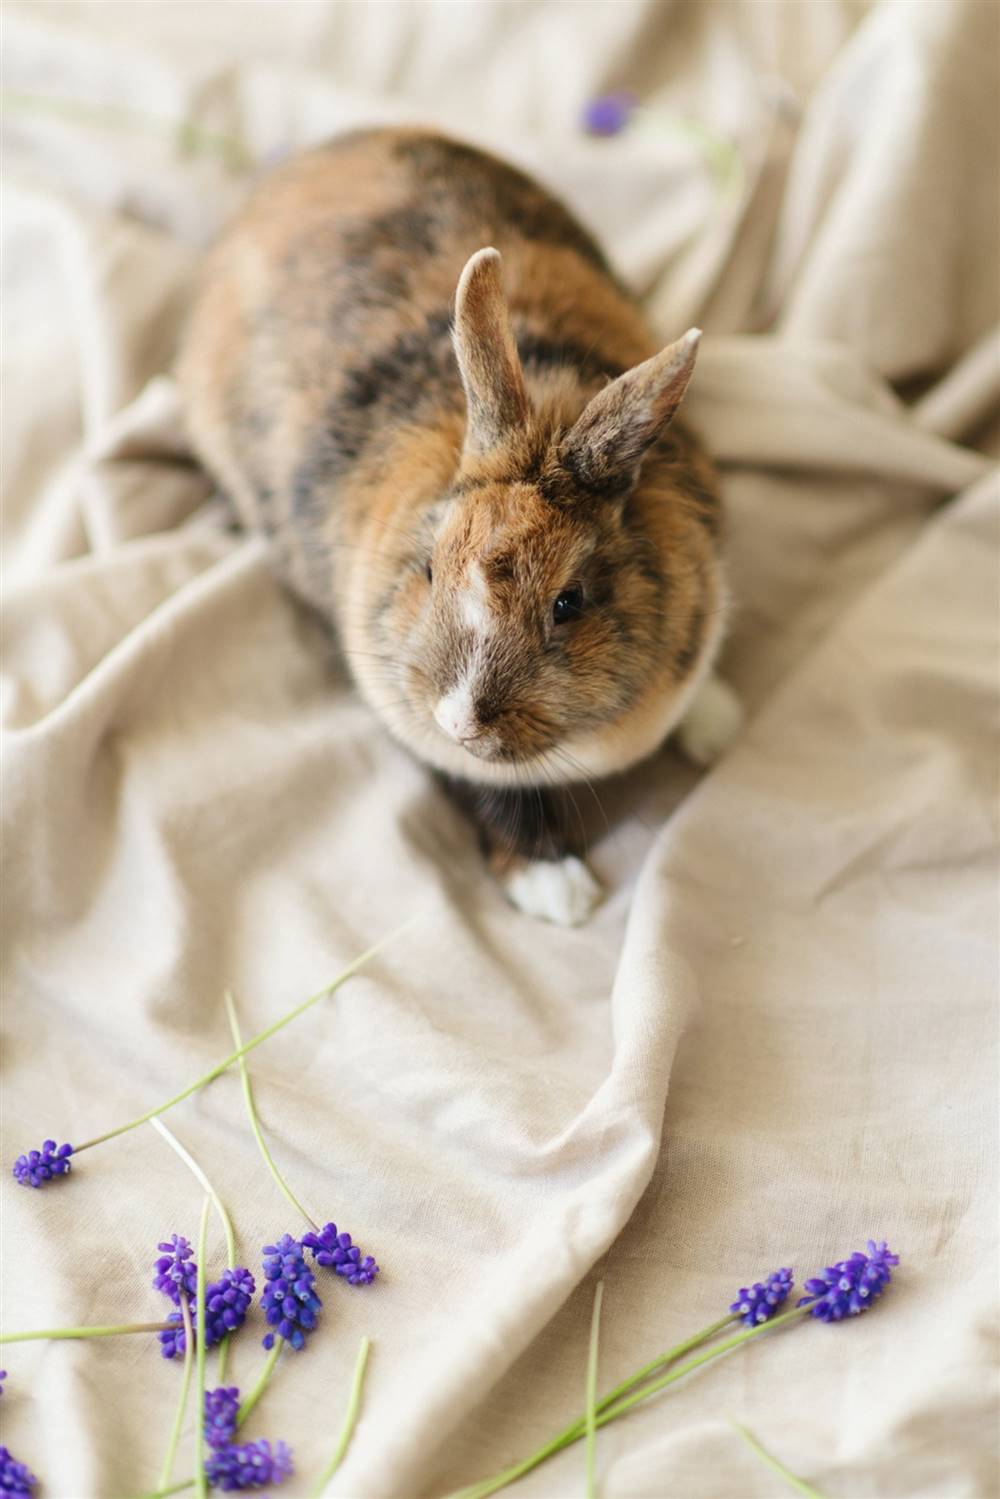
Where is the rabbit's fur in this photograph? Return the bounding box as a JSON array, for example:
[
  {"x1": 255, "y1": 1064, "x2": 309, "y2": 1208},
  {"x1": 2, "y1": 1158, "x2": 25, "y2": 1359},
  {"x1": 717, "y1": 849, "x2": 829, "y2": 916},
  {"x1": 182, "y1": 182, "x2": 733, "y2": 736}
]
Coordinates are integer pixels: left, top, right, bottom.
[{"x1": 179, "y1": 128, "x2": 741, "y2": 923}]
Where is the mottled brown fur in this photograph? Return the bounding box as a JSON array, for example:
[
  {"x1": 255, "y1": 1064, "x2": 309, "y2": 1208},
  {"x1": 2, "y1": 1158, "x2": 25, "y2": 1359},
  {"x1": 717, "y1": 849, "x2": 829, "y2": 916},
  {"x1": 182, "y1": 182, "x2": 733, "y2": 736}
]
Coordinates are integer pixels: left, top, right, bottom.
[{"x1": 178, "y1": 127, "x2": 726, "y2": 876}]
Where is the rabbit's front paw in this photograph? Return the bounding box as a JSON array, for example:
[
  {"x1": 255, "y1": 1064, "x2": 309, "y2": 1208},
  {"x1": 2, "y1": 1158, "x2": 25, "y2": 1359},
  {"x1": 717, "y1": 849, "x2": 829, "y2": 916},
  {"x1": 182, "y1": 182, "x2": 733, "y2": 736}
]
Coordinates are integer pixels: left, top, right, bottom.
[{"x1": 501, "y1": 855, "x2": 602, "y2": 926}]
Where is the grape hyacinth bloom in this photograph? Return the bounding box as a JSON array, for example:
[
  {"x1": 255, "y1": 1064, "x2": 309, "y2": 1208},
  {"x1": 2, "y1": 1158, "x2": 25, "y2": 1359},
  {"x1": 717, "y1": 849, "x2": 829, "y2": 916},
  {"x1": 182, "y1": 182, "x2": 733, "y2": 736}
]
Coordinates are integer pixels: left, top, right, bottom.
[
  {"x1": 0, "y1": 1446, "x2": 38, "y2": 1495},
  {"x1": 798, "y1": 1240, "x2": 900, "y2": 1322},
  {"x1": 260, "y1": 1234, "x2": 322, "y2": 1352},
  {"x1": 153, "y1": 1235, "x2": 199, "y2": 1305},
  {"x1": 582, "y1": 90, "x2": 638, "y2": 137},
  {"x1": 301, "y1": 1223, "x2": 379, "y2": 1286},
  {"x1": 159, "y1": 1313, "x2": 188, "y2": 1360},
  {"x1": 206, "y1": 1268, "x2": 256, "y2": 1343},
  {"x1": 0, "y1": 1370, "x2": 5, "y2": 1395},
  {"x1": 159, "y1": 1267, "x2": 256, "y2": 1359},
  {"x1": 11, "y1": 1140, "x2": 73, "y2": 1188},
  {"x1": 205, "y1": 1438, "x2": 293, "y2": 1491},
  {"x1": 204, "y1": 1387, "x2": 241, "y2": 1450},
  {"x1": 729, "y1": 1267, "x2": 794, "y2": 1327}
]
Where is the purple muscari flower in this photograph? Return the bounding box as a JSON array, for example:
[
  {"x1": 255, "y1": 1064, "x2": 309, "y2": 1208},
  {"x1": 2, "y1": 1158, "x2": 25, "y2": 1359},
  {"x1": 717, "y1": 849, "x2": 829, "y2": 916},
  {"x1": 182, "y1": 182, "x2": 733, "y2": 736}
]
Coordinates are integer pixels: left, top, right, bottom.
[
  {"x1": 204, "y1": 1386, "x2": 241, "y2": 1449},
  {"x1": 301, "y1": 1223, "x2": 380, "y2": 1286},
  {"x1": 260, "y1": 1234, "x2": 321, "y2": 1352},
  {"x1": 0, "y1": 1370, "x2": 5, "y2": 1395},
  {"x1": 729, "y1": 1267, "x2": 794, "y2": 1327},
  {"x1": 0, "y1": 1446, "x2": 38, "y2": 1495},
  {"x1": 581, "y1": 90, "x2": 638, "y2": 137},
  {"x1": 153, "y1": 1235, "x2": 199, "y2": 1305},
  {"x1": 798, "y1": 1240, "x2": 900, "y2": 1322},
  {"x1": 206, "y1": 1267, "x2": 256, "y2": 1344},
  {"x1": 159, "y1": 1312, "x2": 187, "y2": 1360},
  {"x1": 205, "y1": 1438, "x2": 293, "y2": 1490},
  {"x1": 12, "y1": 1140, "x2": 73, "y2": 1188},
  {"x1": 158, "y1": 1267, "x2": 256, "y2": 1359}
]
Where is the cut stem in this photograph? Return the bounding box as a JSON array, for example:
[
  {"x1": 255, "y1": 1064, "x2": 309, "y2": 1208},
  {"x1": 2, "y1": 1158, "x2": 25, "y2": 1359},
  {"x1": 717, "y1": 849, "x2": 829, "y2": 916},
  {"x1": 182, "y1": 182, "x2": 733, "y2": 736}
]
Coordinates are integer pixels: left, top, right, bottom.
[
  {"x1": 731, "y1": 1421, "x2": 827, "y2": 1499},
  {"x1": 149, "y1": 1118, "x2": 237, "y2": 1267},
  {"x1": 585, "y1": 1281, "x2": 604, "y2": 1499},
  {"x1": 310, "y1": 1335, "x2": 372, "y2": 1495},
  {"x1": 236, "y1": 1339, "x2": 283, "y2": 1428},
  {"x1": 0, "y1": 1321, "x2": 174, "y2": 1344},
  {"x1": 597, "y1": 1306, "x2": 808, "y2": 1425},
  {"x1": 449, "y1": 1313, "x2": 735, "y2": 1499},
  {"x1": 156, "y1": 1295, "x2": 195, "y2": 1491},
  {"x1": 452, "y1": 1307, "x2": 807, "y2": 1499},
  {"x1": 224, "y1": 990, "x2": 318, "y2": 1229},
  {"x1": 75, "y1": 926, "x2": 408, "y2": 1153},
  {"x1": 193, "y1": 1196, "x2": 211, "y2": 1499}
]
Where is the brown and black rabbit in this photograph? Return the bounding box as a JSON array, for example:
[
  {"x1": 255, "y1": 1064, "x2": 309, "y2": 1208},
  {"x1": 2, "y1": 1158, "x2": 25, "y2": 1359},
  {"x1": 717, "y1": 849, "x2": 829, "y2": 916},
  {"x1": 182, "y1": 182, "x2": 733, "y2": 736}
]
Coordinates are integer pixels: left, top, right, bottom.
[{"x1": 178, "y1": 128, "x2": 742, "y2": 924}]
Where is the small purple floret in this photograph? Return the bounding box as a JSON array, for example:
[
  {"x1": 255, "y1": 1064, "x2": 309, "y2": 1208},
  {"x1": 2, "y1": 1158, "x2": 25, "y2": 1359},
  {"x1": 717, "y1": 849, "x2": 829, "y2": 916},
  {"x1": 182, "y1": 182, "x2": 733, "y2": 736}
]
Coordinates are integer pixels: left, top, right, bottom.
[
  {"x1": 798, "y1": 1240, "x2": 900, "y2": 1322},
  {"x1": 205, "y1": 1437, "x2": 293, "y2": 1490},
  {"x1": 153, "y1": 1235, "x2": 199, "y2": 1305},
  {"x1": 206, "y1": 1267, "x2": 256, "y2": 1343},
  {"x1": 12, "y1": 1140, "x2": 73, "y2": 1188},
  {"x1": 0, "y1": 1370, "x2": 5, "y2": 1396},
  {"x1": 204, "y1": 1386, "x2": 241, "y2": 1450},
  {"x1": 582, "y1": 90, "x2": 638, "y2": 137},
  {"x1": 301, "y1": 1222, "x2": 379, "y2": 1286},
  {"x1": 729, "y1": 1266, "x2": 794, "y2": 1327},
  {"x1": 0, "y1": 1445, "x2": 38, "y2": 1495},
  {"x1": 158, "y1": 1267, "x2": 256, "y2": 1359},
  {"x1": 260, "y1": 1234, "x2": 321, "y2": 1352}
]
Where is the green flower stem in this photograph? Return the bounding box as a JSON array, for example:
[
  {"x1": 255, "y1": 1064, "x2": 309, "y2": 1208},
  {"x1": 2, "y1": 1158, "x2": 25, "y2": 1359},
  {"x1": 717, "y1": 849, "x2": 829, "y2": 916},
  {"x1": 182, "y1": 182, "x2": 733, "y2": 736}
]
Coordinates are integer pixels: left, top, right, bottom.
[
  {"x1": 150, "y1": 1118, "x2": 237, "y2": 1266},
  {"x1": 595, "y1": 1312, "x2": 736, "y2": 1413},
  {"x1": 596, "y1": 1306, "x2": 809, "y2": 1425},
  {"x1": 585, "y1": 1281, "x2": 604, "y2": 1499},
  {"x1": 0, "y1": 1321, "x2": 175, "y2": 1344},
  {"x1": 156, "y1": 1295, "x2": 195, "y2": 1491},
  {"x1": 224, "y1": 991, "x2": 318, "y2": 1229},
  {"x1": 139, "y1": 1482, "x2": 193, "y2": 1499},
  {"x1": 449, "y1": 1312, "x2": 736, "y2": 1499},
  {"x1": 147, "y1": 1117, "x2": 238, "y2": 1383},
  {"x1": 236, "y1": 1339, "x2": 283, "y2": 1428},
  {"x1": 453, "y1": 1308, "x2": 807, "y2": 1499},
  {"x1": 731, "y1": 1421, "x2": 827, "y2": 1499},
  {"x1": 0, "y1": 88, "x2": 249, "y2": 168},
  {"x1": 193, "y1": 1196, "x2": 211, "y2": 1499},
  {"x1": 310, "y1": 1335, "x2": 372, "y2": 1495},
  {"x1": 74, "y1": 926, "x2": 408, "y2": 1154}
]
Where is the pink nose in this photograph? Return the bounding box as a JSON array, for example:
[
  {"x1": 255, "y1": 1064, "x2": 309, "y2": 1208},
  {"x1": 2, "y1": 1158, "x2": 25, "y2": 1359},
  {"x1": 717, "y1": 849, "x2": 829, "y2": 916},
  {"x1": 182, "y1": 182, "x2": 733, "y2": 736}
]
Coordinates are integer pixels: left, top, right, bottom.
[{"x1": 434, "y1": 695, "x2": 479, "y2": 744}]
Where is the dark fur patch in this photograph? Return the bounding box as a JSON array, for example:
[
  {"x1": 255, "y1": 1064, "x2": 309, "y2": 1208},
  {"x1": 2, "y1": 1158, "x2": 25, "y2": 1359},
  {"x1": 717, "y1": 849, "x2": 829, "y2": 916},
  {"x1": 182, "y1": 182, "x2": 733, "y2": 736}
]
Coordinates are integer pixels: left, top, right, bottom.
[
  {"x1": 685, "y1": 479, "x2": 722, "y2": 537},
  {"x1": 515, "y1": 330, "x2": 625, "y2": 388},
  {"x1": 673, "y1": 600, "x2": 706, "y2": 678},
  {"x1": 443, "y1": 776, "x2": 576, "y2": 861},
  {"x1": 539, "y1": 447, "x2": 634, "y2": 508},
  {"x1": 393, "y1": 134, "x2": 614, "y2": 276},
  {"x1": 298, "y1": 311, "x2": 458, "y2": 492}
]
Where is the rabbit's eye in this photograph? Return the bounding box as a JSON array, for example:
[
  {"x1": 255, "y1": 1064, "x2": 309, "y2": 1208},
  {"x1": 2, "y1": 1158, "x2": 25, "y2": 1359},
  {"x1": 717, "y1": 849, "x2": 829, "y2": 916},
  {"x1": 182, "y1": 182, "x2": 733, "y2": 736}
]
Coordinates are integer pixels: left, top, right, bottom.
[
  {"x1": 425, "y1": 561, "x2": 433, "y2": 584},
  {"x1": 552, "y1": 585, "x2": 584, "y2": 624}
]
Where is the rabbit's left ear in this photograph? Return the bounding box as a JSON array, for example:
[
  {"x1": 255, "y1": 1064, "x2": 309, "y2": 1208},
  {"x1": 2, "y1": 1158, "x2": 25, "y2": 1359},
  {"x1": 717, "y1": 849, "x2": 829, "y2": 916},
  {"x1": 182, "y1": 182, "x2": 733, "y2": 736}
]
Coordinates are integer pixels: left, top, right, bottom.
[
  {"x1": 453, "y1": 248, "x2": 530, "y2": 456},
  {"x1": 559, "y1": 329, "x2": 702, "y2": 498}
]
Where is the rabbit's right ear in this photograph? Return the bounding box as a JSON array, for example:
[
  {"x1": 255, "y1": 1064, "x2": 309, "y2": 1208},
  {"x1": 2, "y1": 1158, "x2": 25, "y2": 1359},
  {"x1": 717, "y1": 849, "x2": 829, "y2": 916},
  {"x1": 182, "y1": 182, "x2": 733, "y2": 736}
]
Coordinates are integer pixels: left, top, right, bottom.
[{"x1": 453, "y1": 248, "x2": 530, "y2": 456}]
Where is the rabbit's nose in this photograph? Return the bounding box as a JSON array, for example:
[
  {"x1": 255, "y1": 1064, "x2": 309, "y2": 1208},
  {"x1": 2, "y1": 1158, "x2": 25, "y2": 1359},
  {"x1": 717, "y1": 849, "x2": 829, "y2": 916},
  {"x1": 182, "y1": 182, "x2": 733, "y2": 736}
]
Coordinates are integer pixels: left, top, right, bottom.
[
  {"x1": 434, "y1": 685, "x2": 480, "y2": 745},
  {"x1": 433, "y1": 685, "x2": 502, "y2": 760}
]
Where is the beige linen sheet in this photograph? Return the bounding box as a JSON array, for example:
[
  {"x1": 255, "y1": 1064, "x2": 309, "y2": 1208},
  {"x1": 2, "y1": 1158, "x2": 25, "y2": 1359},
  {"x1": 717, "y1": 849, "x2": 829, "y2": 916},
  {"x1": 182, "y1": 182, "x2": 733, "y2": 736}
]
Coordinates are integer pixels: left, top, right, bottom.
[{"x1": 2, "y1": 2, "x2": 998, "y2": 1496}]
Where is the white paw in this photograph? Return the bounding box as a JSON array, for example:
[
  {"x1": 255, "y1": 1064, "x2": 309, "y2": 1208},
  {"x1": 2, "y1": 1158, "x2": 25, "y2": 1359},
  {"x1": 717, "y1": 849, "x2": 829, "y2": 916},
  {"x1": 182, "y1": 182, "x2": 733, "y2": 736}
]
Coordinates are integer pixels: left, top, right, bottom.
[
  {"x1": 501, "y1": 856, "x2": 603, "y2": 926},
  {"x1": 676, "y1": 674, "x2": 744, "y2": 767}
]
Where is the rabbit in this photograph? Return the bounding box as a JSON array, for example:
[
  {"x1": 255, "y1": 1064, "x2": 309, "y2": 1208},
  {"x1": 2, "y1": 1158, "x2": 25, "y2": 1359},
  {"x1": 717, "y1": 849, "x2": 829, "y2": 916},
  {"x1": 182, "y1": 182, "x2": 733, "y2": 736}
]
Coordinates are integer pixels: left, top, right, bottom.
[{"x1": 177, "y1": 128, "x2": 743, "y2": 925}]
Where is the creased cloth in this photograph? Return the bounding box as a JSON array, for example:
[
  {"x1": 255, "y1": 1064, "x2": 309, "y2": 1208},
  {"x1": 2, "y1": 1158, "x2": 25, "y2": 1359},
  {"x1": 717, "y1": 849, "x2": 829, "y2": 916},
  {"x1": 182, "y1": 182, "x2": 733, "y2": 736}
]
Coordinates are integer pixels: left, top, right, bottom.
[{"x1": 2, "y1": 3, "x2": 998, "y2": 1496}]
